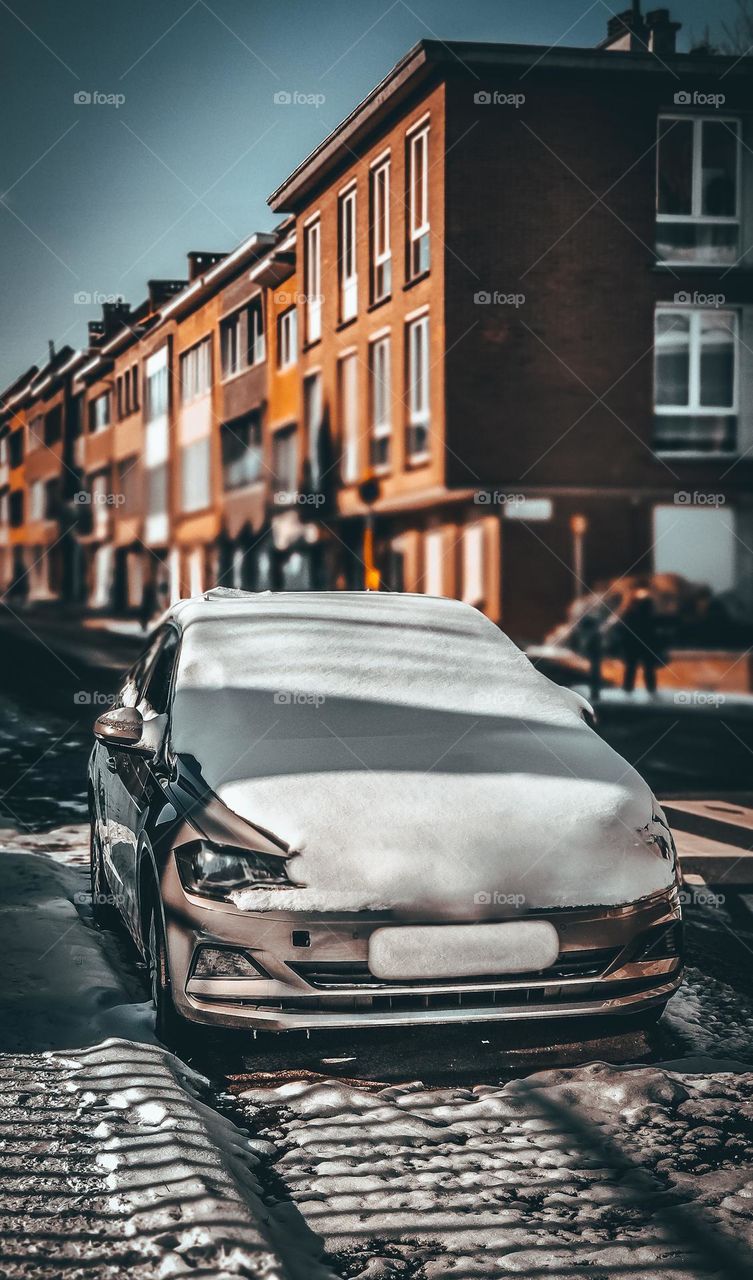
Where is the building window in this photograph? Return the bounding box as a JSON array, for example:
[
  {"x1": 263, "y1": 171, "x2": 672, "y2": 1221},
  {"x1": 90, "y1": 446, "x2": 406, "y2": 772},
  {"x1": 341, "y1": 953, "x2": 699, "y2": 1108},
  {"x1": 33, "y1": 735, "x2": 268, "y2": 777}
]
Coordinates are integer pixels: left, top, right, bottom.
[
  {"x1": 304, "y1": 219, "x2": 322, "y2": 344},
  {"x1": 407, "y1": 124, "x2": 430, "y2": 279},
  {"x1": 369, "y1": 336, "x2": 391, "y2": 472},
  {"x1": 220, "y1": 312, "x2": 242, "y2": 378},
  {"x1": 371, "y1": 157, "x2": 391, "y2": 303},
  {"x1": 304, "y1": 371, "x2": 323, "y2": 491},
  {"x1": 44, "y1": 477, "x2": 59, "y2": 520},
  {"x1": 89, "y1": 392, "x2": 111, "y2": 434},
  {"x1": 116, "y1": 366, "x2": 139, "y2": 419},
  {"x1": 146, "y1": 463, "x2": 167, "y2": 517},
  {"x1": 654, "y1": 307, "x2": 738, "y2": 453},
  {"x1": 339, "y1": 186, "x2": 358, "y2": 322},
  {"x1": 180, "y1": 338, "x2": 212, "y2": 403},
  {"x1": 423, "y1": 528, "x2": 444, "y2": 596},
  {"x1": 29, "y1": 479, "x2": 45, "y2": 522},
  {"x1": 338, "y1": 352, "x2": 359, "y2": 484},
  {"x1": 44, "y1": 406, "x2": 62, "y2": 445},
  {"x1": 656, "y1": 116, "x2": 740, "y2": 265},
  {"x1": 277, "y1": 307, "x2": 298, "y2": 369},
  {"x1": 247, "y1": 296, "x2": 265, "y2": 366},
  {"x1": 145, "y1": 355, "x2": 168, "y2": 422},
  {"x1": 9, "y1": 431, "x2": 23, "y2": 468},
  {"x1": 116, "y1": 457, "x2": 140, "y2": 514},
  {"x1": 180, "y1": 437, "x2": 211, "y2": 512},
  {"x1": 406, "y1": 313, "x2": 430, "y2": 460},
  {"x1": 462, "y1": 523, "x2": 486, "y2": 607},
  {"x1": 221, "y1": 412, "x2": 263, "y2": 490},
  {"x1": 272, "y1": 425, "x2": 298, "y2": 497},
  {"x1": 90, "y1": 472, "x2": 110, "y2": 538},
  {"x1": 9, "y1": 490, "x2": 24, "y2": 527},
  {"x1": 28, "y1": 416, "x2": 44, "y2": 451}
]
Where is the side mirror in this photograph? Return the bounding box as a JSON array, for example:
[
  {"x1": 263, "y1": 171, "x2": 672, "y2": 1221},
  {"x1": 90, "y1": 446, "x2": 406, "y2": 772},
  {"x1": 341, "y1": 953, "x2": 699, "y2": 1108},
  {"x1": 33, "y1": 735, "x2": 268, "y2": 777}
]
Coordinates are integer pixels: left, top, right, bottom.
[{"x1": 93, "y1": 705, "x2": 146, "y2": 749}]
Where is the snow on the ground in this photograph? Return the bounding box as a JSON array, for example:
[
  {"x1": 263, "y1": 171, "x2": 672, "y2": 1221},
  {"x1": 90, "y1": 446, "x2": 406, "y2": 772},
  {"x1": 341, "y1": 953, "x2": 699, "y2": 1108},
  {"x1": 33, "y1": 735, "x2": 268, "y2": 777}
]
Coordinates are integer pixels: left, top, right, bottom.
[
  {"x1": 0, "y1": 822, "x2": 89, "y2": 864},
  {"x1": 0, "y1": 1039, "x2": 332, "y2": 1279},
  {"x1": 237, "y1": 1062, "x2": 753, "y2": 1279}
]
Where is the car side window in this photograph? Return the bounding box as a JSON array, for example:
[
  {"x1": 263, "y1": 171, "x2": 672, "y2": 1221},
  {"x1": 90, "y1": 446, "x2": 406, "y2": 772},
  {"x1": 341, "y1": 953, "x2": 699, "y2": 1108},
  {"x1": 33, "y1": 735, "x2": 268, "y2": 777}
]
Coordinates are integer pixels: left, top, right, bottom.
[
  {"x1": 141, "y1": 630, "x2": 179, "y2": 716},
  {"x1": 116, "y1": 634, "x2": 166, "y2": 709}
]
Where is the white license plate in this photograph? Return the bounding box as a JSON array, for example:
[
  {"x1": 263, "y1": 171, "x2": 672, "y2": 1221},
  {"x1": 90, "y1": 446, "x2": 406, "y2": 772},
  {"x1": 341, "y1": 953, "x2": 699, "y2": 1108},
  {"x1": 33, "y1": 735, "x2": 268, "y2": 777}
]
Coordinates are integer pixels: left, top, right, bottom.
[{"x1": 368, "y1": 920, "x2": 560, "y2": 981}]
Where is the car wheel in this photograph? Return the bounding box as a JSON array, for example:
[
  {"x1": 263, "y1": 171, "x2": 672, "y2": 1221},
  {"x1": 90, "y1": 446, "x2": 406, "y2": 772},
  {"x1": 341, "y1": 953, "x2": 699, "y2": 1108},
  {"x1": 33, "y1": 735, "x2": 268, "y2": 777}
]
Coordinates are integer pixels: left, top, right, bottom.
[
  {"x1": 90, "y1": 823, "x2": 119, "y2": 930},
  {"x1": 146, "y1": 896, "x2": 190, "y2": 1050}
]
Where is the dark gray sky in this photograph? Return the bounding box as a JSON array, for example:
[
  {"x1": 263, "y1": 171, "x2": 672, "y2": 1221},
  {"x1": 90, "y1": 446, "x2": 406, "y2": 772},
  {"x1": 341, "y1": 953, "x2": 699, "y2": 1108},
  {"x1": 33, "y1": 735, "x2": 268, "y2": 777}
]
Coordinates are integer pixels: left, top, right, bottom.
[{"x1": 0, "y1": 0, "x2": 739, "y2": 388}]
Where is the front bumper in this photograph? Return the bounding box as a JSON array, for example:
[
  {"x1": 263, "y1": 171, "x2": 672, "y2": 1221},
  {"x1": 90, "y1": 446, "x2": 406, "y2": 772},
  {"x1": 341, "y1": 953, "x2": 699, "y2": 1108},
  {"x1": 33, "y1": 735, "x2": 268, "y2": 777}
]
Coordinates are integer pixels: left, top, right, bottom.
[{"x1": 162, "y1": 854, "x2": 683, "y2": 1032}]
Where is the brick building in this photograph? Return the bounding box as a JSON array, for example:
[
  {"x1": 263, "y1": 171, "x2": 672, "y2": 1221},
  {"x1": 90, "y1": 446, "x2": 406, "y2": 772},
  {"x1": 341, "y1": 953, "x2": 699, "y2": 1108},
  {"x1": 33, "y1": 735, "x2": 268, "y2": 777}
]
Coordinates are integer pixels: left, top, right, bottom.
[
  {"x1": 268, "y1": 10, "x2": 753, "y2": 641},
  {"x1": 1, "y1": 7, "x2": 751, "y2": 643}
]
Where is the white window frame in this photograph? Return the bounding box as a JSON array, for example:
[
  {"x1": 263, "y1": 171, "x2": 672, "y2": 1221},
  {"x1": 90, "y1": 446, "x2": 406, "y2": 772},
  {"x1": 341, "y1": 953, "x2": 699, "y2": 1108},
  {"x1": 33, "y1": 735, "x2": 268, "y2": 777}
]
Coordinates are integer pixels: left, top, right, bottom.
[
  {"x1": 28, "y1": 415, "x2": 44, "y2": 452},
  {"x1": 305, "y1": 217, "x2": 322, "y2": 344},
  {"x1": 406, "y1": 312, "x2": 430, "y2": 461},
  {"x1": 180, "y1": 436, "x2": 212, "y2": 513},
  {"x1": 369, "y1": 334, "x2": 392, "y2": 473},
  {"x1": 89, "y1": 393, "x2": 110, "y2": 434},
  {"x1": 339, "y1": 185, "x2": 358, "y2": 322},
  {"x1": 407, "y1": 122, "x2": 430, "y2": 279},
  {"x1": 29, "y1": 478, "x2": 45, "y2": 522},
  {"x1": 220, "y1": 311, "x2": 242, "y2": 379},
  {"x1": 654, "y1": 305, "x2": 739, "y2": 454},
  {"x1": 278, "y1": 306, "x2": 298, "y2": 370},
  {"x1": 338, "y1": 349, "x2": 359, "y2": 485},
  {"x1": 180, "y1": 337, "x2": 212, "y2": 403},
  {"x1": 656, "y1": 114, "x2": 741, "y2": 264},
  {"x1": 371, "y1": 155, "x2": 392, "y2": 303},
  {"x1": 248, "y1": 296, "x2": 265, "y2": 366}
]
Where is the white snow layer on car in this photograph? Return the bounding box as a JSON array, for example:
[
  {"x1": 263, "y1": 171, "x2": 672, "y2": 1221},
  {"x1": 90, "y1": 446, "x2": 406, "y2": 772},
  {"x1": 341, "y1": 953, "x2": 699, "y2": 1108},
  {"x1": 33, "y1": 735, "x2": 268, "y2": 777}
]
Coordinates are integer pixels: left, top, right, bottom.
[{"x1": 171, "y1": 592, "x2": 675, "y2": 911}]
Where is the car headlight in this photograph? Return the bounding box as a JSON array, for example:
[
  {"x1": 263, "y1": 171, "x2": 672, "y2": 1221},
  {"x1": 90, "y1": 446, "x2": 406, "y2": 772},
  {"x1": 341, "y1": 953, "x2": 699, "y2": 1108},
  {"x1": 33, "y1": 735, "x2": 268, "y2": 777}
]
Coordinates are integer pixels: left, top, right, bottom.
[{"x1": 175, "y1": 838, "x2": 295, "y2": 900}]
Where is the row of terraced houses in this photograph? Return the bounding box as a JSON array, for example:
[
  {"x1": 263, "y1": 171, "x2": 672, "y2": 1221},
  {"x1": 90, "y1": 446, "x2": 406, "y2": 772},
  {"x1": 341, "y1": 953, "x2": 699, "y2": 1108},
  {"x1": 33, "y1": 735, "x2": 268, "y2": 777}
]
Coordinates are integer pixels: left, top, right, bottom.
[{"x1": 1, "y1": 8, "x2": 752, "y2": 643}]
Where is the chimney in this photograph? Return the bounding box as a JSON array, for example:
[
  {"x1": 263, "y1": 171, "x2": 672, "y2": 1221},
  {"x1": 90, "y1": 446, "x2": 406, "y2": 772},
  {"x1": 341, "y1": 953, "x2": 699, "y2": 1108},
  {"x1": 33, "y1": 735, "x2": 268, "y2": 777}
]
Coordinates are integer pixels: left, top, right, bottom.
[
  {"x1": 87, "y1": 320, "x2": 105, "y2": 347},
  {"x1": 147, "y1": 279, "x2": 188, "y2": 311},
  {"x1": 101, "y1": 300, "x2": 132, "y2": 338},
  {"x1": 645, "y1": 9, "x2": 681, "y2": 54},
  {"x1": 187, "y1": 251, "x2": 227, "y2": 281},
  {"x1": 600, "y1": 4, "x2": 648, "y2": 51}
]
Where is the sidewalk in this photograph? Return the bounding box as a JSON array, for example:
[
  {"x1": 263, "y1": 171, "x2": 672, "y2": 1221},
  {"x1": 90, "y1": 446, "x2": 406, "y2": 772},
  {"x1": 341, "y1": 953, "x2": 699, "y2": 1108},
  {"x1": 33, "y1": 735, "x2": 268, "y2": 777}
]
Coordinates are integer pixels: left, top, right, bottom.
[{"x1": 666, "y1": 796, "x2": 753, "y2": 886}]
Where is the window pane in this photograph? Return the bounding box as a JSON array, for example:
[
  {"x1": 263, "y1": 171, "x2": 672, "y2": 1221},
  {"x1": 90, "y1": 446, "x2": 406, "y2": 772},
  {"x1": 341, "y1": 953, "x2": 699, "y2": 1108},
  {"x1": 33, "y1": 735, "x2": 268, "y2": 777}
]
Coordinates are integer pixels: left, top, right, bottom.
[
  {"x1": 221, "y1": 413, "x2": 262, "y2": 489},
  {"x1": 657, "y1": 117, "x2": 693, "y2": 215},
  {"x1": 340, "y1": 354, "x2": 359, "y2": 483},
  {"x1": 701, "y1": 120, "x2": 737, "y2": 217},
  {"x1": 181, "y1": 438, "x2": 211, "y2": 512},
  {"x1": 699, "y1": 312, "x2": 735, "y2": 408},
  {"x1": 654, "y1": 312, "x2": 690, "y2": 407}
]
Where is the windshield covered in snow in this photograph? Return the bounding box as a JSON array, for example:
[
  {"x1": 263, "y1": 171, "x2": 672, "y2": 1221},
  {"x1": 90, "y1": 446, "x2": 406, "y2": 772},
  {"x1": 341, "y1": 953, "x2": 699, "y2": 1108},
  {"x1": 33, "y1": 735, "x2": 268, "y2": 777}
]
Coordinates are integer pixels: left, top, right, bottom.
[{"x1": 170, "y1": 594, "x2": 579, "y2": 792}]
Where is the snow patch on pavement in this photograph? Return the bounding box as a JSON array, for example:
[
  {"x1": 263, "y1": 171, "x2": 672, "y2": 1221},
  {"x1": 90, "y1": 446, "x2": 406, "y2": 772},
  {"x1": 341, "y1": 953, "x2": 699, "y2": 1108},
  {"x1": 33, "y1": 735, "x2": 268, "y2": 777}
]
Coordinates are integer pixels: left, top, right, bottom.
[
  {"x1": 0, "y1": 1039, "x2": 334, "y2": 1279},
  {"x1": 237, "y1": 1062, "x2": 753, "y2": 1278}
]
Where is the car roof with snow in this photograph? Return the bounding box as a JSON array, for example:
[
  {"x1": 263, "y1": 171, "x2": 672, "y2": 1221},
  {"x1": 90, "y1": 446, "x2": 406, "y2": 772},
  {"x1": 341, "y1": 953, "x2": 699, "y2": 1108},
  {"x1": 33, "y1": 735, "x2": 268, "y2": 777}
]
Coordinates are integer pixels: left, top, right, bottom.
[{"x1": 165, "y1": 588, "x2": 584, "y2": 727}]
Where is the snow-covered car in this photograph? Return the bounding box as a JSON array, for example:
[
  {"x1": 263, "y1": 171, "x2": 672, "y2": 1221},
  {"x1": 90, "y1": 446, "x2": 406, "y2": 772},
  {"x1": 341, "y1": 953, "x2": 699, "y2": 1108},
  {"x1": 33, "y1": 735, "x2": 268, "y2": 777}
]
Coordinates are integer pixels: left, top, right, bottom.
[{"x1": 88, "y1": 589, "x2": 683, "y2": 1042}]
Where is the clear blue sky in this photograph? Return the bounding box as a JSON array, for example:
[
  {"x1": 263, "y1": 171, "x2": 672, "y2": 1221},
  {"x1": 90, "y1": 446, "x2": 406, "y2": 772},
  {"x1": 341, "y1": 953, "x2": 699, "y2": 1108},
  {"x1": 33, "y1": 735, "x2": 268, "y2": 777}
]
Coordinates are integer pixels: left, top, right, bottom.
[{"x1": 0, "y1": 0, "x2": 739, "y2": 388}]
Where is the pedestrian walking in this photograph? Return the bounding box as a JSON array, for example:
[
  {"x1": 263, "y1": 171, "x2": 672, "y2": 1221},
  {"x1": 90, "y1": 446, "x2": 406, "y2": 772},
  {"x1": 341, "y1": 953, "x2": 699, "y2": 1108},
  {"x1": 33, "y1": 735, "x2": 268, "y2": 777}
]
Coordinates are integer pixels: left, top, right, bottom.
[{"x1": 618, "y1": 588, "x2": 661, "y2": 694}]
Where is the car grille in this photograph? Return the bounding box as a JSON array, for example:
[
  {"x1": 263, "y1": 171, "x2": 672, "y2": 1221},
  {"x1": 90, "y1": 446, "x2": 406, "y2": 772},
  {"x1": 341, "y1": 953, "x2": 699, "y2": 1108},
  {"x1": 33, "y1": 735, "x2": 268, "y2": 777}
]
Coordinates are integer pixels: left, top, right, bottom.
[
  {"x1": 235, "y1": 974, "x2": 667, "y2": 1014},
  {"x1": 287, "y1": 946, "x2": 622, "y2": 990}
]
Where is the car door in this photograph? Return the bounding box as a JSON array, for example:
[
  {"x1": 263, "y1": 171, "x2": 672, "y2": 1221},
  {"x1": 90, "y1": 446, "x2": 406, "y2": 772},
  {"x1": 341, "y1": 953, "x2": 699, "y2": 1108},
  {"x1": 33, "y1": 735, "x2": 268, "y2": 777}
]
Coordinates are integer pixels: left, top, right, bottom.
[{"x1": 103, "y1": 629, "x2": 177, "y2": 932}]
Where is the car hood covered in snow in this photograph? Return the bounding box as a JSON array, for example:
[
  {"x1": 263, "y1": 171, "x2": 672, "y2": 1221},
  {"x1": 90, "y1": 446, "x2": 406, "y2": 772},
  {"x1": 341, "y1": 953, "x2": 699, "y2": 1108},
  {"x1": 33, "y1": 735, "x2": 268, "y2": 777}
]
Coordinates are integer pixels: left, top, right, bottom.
[{"x1": 170, "y1": 593, "x2": 676, "y2": 912}]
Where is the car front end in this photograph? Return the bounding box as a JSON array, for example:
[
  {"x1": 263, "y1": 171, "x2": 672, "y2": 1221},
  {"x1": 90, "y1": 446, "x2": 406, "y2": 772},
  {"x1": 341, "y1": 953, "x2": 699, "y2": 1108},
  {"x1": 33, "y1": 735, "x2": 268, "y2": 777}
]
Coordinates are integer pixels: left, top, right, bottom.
[{"x1": 160, "y1": 841, "x2": 683, "y2": 1033}]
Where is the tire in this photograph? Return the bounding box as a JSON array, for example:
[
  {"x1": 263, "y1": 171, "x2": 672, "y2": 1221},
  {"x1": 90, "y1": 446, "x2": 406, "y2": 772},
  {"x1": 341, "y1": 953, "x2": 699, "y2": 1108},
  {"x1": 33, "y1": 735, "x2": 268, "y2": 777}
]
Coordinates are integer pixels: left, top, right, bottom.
[
  {"x1": 90, "y1": 822, "x2": 119, "y2": 930},
  {"x1": 145, "y1": 893, "x2": 190, "y2": 1050}
]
